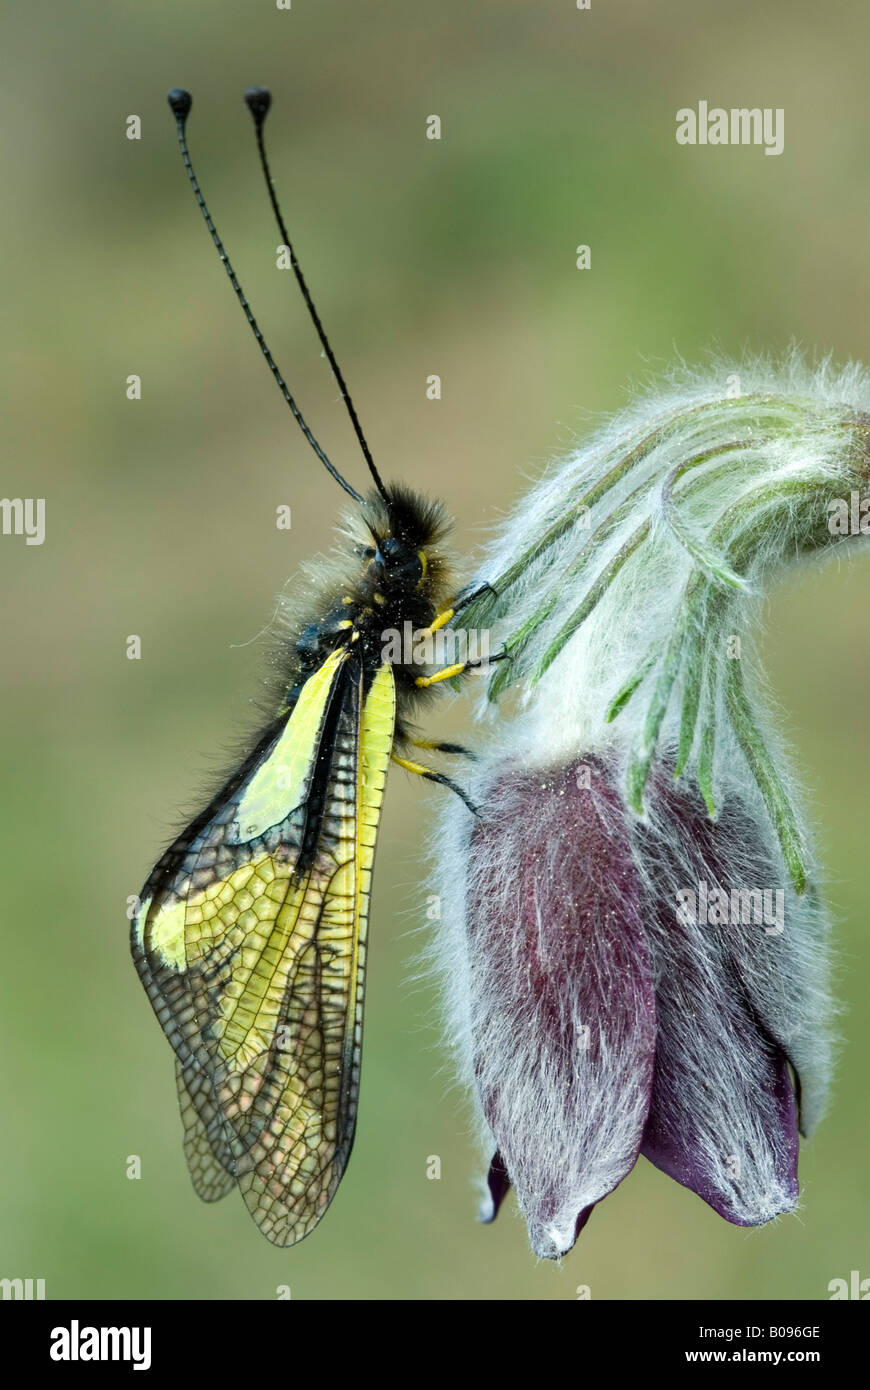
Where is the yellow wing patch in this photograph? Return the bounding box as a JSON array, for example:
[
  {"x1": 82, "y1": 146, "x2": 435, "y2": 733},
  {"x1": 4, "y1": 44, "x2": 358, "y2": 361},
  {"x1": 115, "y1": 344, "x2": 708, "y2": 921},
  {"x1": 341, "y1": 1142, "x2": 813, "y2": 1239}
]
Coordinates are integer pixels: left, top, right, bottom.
[{"x1": 236, "y1": 647, "x2": 346, "y2": 840}]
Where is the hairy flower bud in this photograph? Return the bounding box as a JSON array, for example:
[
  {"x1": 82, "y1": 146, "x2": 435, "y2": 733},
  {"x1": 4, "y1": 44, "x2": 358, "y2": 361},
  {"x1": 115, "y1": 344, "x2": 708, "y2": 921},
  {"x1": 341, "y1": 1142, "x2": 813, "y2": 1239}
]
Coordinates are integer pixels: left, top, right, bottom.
[{"x1": 434, "y1": 358, "x2": 862, "y2": 1255}]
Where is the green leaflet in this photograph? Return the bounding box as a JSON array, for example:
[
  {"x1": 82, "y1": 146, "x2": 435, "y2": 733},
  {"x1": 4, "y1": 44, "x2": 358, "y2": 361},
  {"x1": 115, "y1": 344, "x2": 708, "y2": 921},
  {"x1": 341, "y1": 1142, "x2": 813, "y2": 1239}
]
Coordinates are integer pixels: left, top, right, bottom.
[{"x1": 725, "y1": 657, "x2": 808, "y2": 894}]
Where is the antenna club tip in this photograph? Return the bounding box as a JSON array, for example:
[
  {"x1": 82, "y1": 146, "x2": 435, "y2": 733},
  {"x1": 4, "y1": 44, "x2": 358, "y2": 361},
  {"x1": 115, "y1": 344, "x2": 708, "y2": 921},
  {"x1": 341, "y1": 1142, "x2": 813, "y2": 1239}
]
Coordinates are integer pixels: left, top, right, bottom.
[
  {"x1": 167, "y1": 88, "x2": 192, "y2": 120},
  {"x1": 244, "y1": 86, "x2": 272, "y2": 126}
]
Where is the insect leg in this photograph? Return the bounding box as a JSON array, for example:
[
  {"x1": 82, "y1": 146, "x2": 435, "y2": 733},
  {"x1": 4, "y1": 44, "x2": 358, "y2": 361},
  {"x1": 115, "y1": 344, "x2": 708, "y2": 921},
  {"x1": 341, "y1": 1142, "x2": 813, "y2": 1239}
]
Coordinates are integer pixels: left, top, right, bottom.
[
  {"x1": 414, "y1": 648, "x2": 510, "y2": 688},
  {"x1": 391, "y1": 753, "x2": 479, "y2": 816},
  {"x1": 452, "y1": 580, "x2": 497, "y2": 613},
  {"x1": 419, "y1": 582, "x2": 497, "y2": 638},
  {"x1": 408, "y1": 738, "x2": 476, "y2": 759}
]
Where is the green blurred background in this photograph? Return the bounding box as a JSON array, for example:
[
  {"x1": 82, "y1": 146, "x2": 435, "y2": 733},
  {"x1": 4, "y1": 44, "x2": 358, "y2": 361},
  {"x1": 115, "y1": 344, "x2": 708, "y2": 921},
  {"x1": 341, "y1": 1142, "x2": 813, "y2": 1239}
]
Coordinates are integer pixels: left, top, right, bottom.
[{"x1": 1, "y1": 0, "x2": 868, "y2": 1300}]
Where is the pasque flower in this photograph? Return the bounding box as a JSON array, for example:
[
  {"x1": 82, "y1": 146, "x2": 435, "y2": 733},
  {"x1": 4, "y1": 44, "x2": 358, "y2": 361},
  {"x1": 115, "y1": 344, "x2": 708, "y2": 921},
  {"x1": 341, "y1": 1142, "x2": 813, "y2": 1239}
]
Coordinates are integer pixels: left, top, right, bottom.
[{"x1": 436, "y1": 357, "x2": 868, "y2": 1256}]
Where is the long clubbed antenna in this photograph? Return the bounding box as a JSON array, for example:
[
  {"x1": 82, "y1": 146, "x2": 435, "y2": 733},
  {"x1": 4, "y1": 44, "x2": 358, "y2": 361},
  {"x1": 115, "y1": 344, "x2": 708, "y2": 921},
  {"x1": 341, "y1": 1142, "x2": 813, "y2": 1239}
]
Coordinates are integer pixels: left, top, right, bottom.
[
  {"x1": 243, "y1": 86, "x2": 390, "y2": 505},
  {"x1": 166, "y1": 88, "x2": 364, "y2": 504}
]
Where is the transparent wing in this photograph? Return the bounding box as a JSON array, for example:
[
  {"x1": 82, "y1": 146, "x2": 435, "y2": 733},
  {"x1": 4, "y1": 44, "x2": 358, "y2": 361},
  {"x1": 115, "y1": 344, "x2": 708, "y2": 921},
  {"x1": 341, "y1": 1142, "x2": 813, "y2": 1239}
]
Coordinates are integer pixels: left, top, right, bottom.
[
  {"x1": 176, "y1": 1057, "x2": 236, "y2": 1203},
  {"x1": 132, "y1": 649, "x2": 396, "y2": 1245}
]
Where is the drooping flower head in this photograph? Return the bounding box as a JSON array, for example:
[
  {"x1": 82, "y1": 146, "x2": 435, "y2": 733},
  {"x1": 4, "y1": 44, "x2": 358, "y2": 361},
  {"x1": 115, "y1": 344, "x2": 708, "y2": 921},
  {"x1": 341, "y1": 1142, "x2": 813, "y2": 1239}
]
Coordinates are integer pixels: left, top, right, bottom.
[{"x1": 435, "y1": 356, "x2": 869, "y2": 1255}]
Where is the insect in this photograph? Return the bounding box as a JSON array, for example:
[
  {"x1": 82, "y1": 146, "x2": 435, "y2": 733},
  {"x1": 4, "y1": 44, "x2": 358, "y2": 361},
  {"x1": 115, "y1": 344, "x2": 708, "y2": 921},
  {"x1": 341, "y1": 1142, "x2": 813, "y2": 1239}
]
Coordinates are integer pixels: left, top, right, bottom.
[{"x1": 131, "y1": 87, "x2": 500, "y2": 1246}]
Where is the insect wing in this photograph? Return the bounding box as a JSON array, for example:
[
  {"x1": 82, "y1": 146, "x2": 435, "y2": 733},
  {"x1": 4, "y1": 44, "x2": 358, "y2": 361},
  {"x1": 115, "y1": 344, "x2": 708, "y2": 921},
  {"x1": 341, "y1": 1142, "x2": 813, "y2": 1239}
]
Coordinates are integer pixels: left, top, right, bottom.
[{"x1": 132, "y1": 648, "x2": 396, "y2": 1244}]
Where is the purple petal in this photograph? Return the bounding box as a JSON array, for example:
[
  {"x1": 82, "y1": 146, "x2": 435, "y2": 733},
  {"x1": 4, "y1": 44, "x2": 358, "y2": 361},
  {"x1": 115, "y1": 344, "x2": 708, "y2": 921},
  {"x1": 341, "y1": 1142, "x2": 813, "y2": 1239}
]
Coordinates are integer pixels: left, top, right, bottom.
[
  {"x1": 642, "y1": 1043, "x2": 798, "y2": 1225},
  {"x1": 636, "y1": 775, "x2": 800, "y2": 1224},
  {"x1": 663, "y1": 785, "x2": 832, "y2": 1138},
  {"x1": 478, "y1": 1150, "x2": 510, "y2": 1224},
  {"x1": 466, "y1": 756, "x2": 656, "y2": 1258}
]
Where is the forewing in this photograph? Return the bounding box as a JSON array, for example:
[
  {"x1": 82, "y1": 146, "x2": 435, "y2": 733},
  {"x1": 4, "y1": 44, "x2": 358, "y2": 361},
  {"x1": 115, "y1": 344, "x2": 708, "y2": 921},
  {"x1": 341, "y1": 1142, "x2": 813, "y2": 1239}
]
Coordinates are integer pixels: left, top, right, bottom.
[
  {"x1": 132, "y1": 651, "x2": 349, "y2": 1202},
  {"x1": 132, "y1": 649, "x2": 397, "y2": 1245}
]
